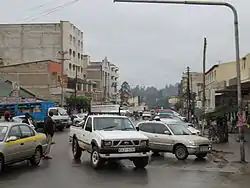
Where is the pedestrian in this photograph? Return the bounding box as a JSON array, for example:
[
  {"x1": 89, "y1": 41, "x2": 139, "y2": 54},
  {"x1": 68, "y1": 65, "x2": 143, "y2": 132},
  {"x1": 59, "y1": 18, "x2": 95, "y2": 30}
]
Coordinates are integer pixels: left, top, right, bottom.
[
  {"x1": 22, "y1": 113, "x2": 31, "y2": 125},
  {"x1": 44, "y1": 111, "x2": 56, "y2": 159},
  {"x1": 4, "y1": 111, "x2": 11, "y2": 122}
]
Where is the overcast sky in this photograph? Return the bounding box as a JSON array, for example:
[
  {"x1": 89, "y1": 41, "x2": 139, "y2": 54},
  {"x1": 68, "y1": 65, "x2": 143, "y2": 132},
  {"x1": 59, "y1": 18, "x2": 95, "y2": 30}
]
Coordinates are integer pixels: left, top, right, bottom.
[{"x1": 0, "y1": 0, "x2": 249, "y2": 88}]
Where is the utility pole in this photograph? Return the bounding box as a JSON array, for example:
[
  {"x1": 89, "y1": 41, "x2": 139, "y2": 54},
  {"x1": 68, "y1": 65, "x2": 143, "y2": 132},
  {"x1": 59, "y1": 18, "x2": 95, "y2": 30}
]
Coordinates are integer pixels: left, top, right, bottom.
[
  {"x1": 187, "y1": 66, "x2": 191, "y2": 122},
  {"x1": 74, "y1": 66, "x2": 78, "y2": 97},
  {"x1": 58, "y1": 51, "x2": 68, "y2": 107},
  {"x1": 202, "y1": 37, "x2": 207, "y2": 136}
]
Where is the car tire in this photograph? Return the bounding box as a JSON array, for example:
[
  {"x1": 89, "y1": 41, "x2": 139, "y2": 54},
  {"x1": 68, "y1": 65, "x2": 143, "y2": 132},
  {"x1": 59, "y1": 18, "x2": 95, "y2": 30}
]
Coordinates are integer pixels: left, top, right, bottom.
[
  {"x1": 30, "y1": 147, "x2": 42, "y2": 166},
  {"x1": 133, "y1": 157, "x2": 149, "y2": 168},
  {"x1": 72, "y1": 138, "x2": 82, "y2": 159},
  {"x1": 91, "y1": 146, "x2": 104, "y2": 169},
  {"x1": 174, "y1": 145, "x2": 188, "y2": 160},
  {"x1": 0, "y1": 154, "x2": 4, "y2": 173},
  {"x1": 195, "y1": 153, "x2": 207, "y2": 159}
]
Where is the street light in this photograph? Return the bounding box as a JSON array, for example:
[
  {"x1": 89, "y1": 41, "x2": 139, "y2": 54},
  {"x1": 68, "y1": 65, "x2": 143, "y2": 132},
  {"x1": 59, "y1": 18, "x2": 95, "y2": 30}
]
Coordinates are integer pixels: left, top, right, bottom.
[{"x1": 113, "y1": 0, "x2": 245, "y2": 162}]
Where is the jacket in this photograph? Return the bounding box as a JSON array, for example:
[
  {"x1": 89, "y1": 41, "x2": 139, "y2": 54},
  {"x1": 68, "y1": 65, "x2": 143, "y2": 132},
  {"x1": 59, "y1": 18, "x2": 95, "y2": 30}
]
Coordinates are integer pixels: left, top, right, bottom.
[{"x1": 44, "y1": 116, "x2": 55, "y2": 136}]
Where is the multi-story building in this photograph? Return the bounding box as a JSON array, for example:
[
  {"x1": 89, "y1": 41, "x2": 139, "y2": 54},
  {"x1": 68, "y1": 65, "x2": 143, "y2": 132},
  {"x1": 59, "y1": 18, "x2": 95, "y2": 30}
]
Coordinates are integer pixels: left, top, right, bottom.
[
  {"x1": 0, "y1": 21, "x2": 88, "y2": 95},
  {"x1": 87, "y1": 57, "x2": 119, "y2": 104}
]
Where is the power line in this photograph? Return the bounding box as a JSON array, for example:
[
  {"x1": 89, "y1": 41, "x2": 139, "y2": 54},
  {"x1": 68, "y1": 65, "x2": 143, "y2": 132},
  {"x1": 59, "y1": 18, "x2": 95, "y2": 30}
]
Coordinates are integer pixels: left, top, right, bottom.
[
  {"x1": 24, "y1": 0, "x2": 80, "y2": 22},
  {"x1": 27, "y1": 0, "x2": 55, "y2": 11}
]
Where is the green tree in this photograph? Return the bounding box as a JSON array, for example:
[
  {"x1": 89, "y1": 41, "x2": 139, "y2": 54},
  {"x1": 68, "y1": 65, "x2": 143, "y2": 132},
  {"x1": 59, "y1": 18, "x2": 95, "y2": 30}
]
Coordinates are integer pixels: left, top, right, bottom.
[{"x1": 66, "y1": 95, "x2": 91, "y2": 112}]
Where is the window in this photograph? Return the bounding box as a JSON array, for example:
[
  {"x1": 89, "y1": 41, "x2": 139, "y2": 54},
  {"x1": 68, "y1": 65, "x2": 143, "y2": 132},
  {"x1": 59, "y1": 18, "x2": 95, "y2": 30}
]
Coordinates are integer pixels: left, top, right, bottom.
[
  {"x1": 73, "y1": 65, "x2": 75, "y2": 71},
  {"x1": 8, "y1": 126, "x2": 22, "y2": 139},
  {"x1": 69, "y1": 34, "x2": 72, "y2": 43},
  {"x1": 94, "y1": 117, "x2": 134, "y2": 131},
  {"x1": 81, "y1": 67, "x2": 83, "y2": 73},
  {"x1": 69, "y1": 49, "x2": 72, "y2": 55},
  {"x1": 30, "y1": 103, "x2": 41, "y2": 113},
  {"x1": 73, "y1": 51, "x2": 76, "y2": 57},
  {"x1": 85, "y1": 118, "x2": 92, "y2": 131},
  {"x1": 20, "y1": 125, "x2": 35, "y2": 138},
  {"x1": 69, "y1": 63, "x2": 72, "y2": 70},
  {"x1": 49, "y1": 109, "x2": 59, "y2": 116},
  {"x1": 0, "y1": 126, "x2": 8, "y2": 142},
  {"x1": 78, "y1": 40, "x2": 80, "y2": 47},
  {"x1": 78, "y1": 53, "x2": 80, "y2": 59},
  {"x1": 81, "y1": 42, "x2": 83, "y2": 49},
  {"x1": 18, "y1": 104, "x2": 31, "y2": 113},
  {"x1": 167, "y1": 124, "x2": 192, "y2": 135},
  {"x1": 81, "y1": 54, "x2": 83, "y2": 60},
  {"x1": 153, "y1": 123, "x2": 169, "y2": 134},
  {"x1": 139, "y1": 123, "x2": 154, "y2": 133},
  {"x1": 73, "y1": 37, "x2": 76, "y2": 46}
]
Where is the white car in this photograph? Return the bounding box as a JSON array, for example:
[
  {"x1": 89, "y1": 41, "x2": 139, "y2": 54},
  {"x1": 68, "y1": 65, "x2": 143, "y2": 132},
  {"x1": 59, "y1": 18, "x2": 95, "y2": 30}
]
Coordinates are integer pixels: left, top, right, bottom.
[
  {"x1": 70, "y1": 114, "x2": 151, "y2": 169},
  {"x1": 136, "y1": 119, "x2": 212, "y2": 160},
  {"x1": 142, "y1": 111, "x2": 151, "y2": 120},
  {"x1": 12, "y1": 116, "x2": 35, "y2": 129},
  {"x1": 71, "y1": 113, "x2": 87, "y2": 125}
]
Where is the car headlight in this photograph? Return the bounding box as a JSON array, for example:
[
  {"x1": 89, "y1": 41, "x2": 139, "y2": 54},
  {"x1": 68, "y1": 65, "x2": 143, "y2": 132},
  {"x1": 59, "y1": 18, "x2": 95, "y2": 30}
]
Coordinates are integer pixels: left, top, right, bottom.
[
  {"x1": 102, "y1": 140, "x2": 112, "y2": 147},
  {"x1": 140, "y1": 140, "x2": 148, "y2": 147}
]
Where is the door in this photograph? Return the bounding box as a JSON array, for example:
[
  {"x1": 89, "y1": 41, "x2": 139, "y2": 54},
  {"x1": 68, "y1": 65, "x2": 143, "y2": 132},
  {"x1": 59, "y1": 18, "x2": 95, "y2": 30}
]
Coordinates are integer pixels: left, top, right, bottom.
[
  {"x1": 138, "y1": 123, "x2": 155, "y2": 149},
  {"x1": 4, "y1": 125, "x2": 25, "y2": 163},
  {"x1": 81, "y1": 117, "x2": 93, "y2": 150},
  {"x1": 152, "y1": 123, "x2": 173, "y2": 152},
  {"x1": 19, "y1": 124, "x2": 36, "y2": 158}
]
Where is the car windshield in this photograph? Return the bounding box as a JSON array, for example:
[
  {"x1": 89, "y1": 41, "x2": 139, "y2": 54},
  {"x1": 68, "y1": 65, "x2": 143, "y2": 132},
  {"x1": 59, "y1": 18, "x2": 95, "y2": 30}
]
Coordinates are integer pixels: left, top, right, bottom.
[
  {"x1": 94, "y1": 117, "x2": 135, "y2": 131},
  {"x1": 167, "y1": 123, "x2": 192, "y2": 135},
  {"x1": 159, "y1": 113, "x2": 174, "y2": 119},
  {"x1": 0, "y1": 126, "x2": 8, "y2": 142}
]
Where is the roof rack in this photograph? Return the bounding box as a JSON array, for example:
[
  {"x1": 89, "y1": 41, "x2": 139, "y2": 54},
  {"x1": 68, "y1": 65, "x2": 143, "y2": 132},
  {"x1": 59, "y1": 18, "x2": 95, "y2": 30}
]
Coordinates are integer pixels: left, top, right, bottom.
[{"x1": 88, "y1": 105, "x2": 121, "y2": 115}]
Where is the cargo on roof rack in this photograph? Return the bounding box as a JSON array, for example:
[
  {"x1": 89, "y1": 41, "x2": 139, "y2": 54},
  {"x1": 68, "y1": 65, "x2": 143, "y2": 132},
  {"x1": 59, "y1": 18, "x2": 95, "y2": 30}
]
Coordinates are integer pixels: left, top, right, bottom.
[{"x1": 89, "y1": 104, "x2": 121, "y2": 115}]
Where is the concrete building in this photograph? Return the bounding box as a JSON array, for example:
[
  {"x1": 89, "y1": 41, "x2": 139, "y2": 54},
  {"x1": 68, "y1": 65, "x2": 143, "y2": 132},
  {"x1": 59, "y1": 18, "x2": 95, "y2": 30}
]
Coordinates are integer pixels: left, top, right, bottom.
[
  {"x1": 87, "y1": 57, "x2": 119, "y2": 103},
  {"x1": 0, "y1": 60, "x2": 72, "y2": 103},
  {"x1": 0, "y1": 21, "x2": 88, "y2": 92}
]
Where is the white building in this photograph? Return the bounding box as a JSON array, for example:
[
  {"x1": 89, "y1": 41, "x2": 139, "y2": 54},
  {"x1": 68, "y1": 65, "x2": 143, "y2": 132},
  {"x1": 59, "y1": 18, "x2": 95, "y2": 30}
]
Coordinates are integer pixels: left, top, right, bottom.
[
  {"x1": 87, "y1": 57, "x2": 119, "y2": 103},
  {"x1": 0, "y1": 21, "x2": 88, "y2": 92}
]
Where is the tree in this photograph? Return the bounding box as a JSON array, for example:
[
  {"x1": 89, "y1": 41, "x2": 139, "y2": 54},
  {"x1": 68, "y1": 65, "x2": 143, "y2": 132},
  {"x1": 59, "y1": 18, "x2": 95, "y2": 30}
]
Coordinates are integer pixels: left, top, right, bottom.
[
  {"x1": 120, "y1": 81, "x2": 131, "y2": 106},
  {"x1": 66, "y1": 95, "x2": 91, "y2": 112}
]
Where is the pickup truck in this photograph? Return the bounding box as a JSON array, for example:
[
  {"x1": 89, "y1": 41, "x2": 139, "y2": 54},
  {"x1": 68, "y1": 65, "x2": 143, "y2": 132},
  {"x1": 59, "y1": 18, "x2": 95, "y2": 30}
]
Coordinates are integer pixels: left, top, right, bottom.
[{"x1": 69, "y1": 114, "x2": 151, "y2": 169}]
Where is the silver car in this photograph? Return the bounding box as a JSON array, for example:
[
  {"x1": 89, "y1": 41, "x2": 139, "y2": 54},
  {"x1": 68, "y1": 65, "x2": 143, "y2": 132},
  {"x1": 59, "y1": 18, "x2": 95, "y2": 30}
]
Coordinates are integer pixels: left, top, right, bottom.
[
  {"x1": 0, "y1": 122, "x2": 48, "y2": 173},
  {"x1": 136, "y1": 120, "x2": 212, "y2": 160}
]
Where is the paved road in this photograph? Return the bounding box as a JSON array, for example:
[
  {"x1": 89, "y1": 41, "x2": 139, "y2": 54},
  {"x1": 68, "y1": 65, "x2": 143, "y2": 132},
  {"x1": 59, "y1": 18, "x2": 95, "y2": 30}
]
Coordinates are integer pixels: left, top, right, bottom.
[{"x1": 1, "y1": 130, "x2": 250, "y2": 188}]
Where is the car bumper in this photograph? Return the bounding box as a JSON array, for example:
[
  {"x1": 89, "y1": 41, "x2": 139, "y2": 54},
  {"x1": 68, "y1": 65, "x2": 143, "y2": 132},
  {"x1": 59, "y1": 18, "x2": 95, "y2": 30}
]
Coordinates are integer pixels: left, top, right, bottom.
[
  {"x1": 99, "y1": 147, "x2": 150, "y2": 159},
  {"x1": 187, "y1": 145, "x2": 212, "y2": 154}
]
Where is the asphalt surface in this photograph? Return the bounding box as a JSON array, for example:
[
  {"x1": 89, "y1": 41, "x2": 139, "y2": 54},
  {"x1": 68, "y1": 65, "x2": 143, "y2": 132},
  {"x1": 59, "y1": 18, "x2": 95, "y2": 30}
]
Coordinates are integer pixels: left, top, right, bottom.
[{"x1": 1, "y1": 129, "x2": 250, "y2": 188}]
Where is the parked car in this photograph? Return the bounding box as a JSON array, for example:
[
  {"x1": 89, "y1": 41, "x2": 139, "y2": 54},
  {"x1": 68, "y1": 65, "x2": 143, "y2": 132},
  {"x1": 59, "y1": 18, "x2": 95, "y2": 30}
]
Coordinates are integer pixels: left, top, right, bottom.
[
  {"x1": 71, "y1": 113, "x2": 87, "y2": 125},
  {"x1": 0, "y1": 122, "x2": 48, "y2": 173},
  {"x1": 142, "y1": 111, "x2": 151, "y2": 120},
  {"x1": 136, "y1": 119, "x2": 212, "y2": 160}
]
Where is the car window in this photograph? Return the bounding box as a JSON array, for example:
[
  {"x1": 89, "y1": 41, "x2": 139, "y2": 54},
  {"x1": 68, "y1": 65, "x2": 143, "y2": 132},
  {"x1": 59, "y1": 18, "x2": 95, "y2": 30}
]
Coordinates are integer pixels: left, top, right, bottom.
[
  {"x1": 19, "y1": 125, "x2": 35, "y2": 138},
  {"x1": 139, "y1": 123, "x2": 154, "y2": 133},
  {"x1": 8, "y1": 126, "x2": 22, "y2": 139},
  {"x1": 167, "y1": 123, "x2": 192, "y2": 135},
  {"x1": 85, "y1": 117, "x2": 92, "y2": 132},
  {"x1": 153, "y1": 123, "x2": 169, "y2": 134},
  {"x1": 0, "y1": 126, "x2": 8, "y2": 142}
]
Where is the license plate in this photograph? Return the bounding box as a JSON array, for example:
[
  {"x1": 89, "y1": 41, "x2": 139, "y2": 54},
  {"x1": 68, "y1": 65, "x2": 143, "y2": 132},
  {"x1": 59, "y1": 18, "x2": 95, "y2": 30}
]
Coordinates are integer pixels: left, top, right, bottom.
[
  {"x1": 118, "y1": 148, "x2": 136, "y2": 153},
  {"x1": 200, "y1": 146, "x2": 209, "y2": 152}
]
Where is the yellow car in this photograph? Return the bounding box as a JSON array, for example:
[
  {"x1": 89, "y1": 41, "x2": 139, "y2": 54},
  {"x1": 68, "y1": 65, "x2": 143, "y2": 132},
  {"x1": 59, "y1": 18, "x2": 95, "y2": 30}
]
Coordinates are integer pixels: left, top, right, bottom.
[{"x1": 0, "y1": 122, "x2": 48, "y2": 173}]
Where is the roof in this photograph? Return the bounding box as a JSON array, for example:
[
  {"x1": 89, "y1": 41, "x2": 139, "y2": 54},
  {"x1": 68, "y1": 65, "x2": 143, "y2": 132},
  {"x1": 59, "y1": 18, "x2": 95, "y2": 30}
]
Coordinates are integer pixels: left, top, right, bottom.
[
  {"x1": 0, "y1": 121, "x2": 21, "y2": 127},
  {"x1": 0, "y1": 80, "x2": 36, "y2": 98},
  {"x1": 205, "y1": 65, "x2": 218, "y2": 75},
  {"x1": 0, "y1": 59, "x2": 56, "y2": 69}
]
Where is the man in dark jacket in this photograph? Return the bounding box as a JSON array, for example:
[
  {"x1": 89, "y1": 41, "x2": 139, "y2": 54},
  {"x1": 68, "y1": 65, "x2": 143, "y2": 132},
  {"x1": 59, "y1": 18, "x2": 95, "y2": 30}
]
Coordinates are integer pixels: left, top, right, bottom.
[
  {"x1": 44, "y1": 111, "x2": 55, "y2": 159},
  {"x1": 22, "y1": 113, "x2": 31, "y2": 125}
]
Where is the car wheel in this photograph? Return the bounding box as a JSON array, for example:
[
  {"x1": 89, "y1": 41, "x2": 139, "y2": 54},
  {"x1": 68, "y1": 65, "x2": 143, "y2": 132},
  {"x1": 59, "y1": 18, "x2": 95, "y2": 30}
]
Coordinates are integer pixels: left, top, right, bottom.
[
  {"x1": 195, "y1": 153, "x2": 207, "y2": 159},
  {"x1": 72, "y1": 138, "x2": 82, "y2": 159},
  {"x1": 174, "y1": 145, "x2": 188, "y2": 160},
  {"x1": 133, "y1": 157, "x2": 149, "y2": 168},
  {"x1": 30, "y1": 147, "x2": 42, "y2": 166},
  {"x1": 0, "y1": 154, "x2": 4, "y2": 173},
  {"x1": 91, "y1": 146, "x2": 104, "y2": 169}
]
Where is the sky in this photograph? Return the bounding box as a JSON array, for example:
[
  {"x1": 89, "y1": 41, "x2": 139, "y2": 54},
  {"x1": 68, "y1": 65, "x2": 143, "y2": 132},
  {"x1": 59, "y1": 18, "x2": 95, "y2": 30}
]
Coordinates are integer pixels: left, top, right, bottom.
[{"x1": 0, "y1": 0, "x2": 249, "y2": 89}]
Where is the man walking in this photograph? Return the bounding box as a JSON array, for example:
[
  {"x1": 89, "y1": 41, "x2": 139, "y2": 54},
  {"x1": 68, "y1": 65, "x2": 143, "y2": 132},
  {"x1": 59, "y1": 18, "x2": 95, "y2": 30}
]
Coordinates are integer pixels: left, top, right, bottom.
[{"x1": 44, "y1": 111, "x2": 55, "y2": 159}]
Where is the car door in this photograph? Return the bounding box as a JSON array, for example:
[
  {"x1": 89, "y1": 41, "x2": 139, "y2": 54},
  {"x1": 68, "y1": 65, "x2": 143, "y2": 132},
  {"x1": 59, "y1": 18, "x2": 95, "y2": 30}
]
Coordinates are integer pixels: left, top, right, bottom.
[
  {"x1": 152, "y1": 123, "x2": 173, "y2": 152},
  {"x1": 138, "y1": 123, "x2": 155, "y2": 149},
  {"x1": 19, "y1": 124, "x2": 36, "y2": 158},
  {"x1": 81, "y1": 117, "x2": 93, "y2": 151},
  {"x1": 4, "y1": 125, "x2": 25, "y2": 162}
]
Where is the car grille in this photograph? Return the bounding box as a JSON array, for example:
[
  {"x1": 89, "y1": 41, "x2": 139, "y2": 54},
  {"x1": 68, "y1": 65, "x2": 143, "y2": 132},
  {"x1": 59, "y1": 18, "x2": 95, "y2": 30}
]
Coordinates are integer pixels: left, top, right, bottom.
[{"x1": 112, "y1": 140, "x2": 140, "y2": 147}]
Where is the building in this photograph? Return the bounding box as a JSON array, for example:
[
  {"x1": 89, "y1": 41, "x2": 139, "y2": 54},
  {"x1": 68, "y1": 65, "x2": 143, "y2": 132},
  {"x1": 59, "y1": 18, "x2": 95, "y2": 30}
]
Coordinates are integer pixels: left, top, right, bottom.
[
  {"x1": 0, "y1": 21, "x2": 88, "y2": 93},
  {"x1": 87, "y1": 57, "x2": 119, "y2": 104},
  {"x1": 0, "y1": 60, "x2": 71, "y2": 103}
]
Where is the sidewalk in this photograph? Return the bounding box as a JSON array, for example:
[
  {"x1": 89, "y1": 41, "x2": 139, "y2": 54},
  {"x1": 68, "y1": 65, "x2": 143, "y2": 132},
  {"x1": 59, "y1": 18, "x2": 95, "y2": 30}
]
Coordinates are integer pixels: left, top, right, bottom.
[{"x1": 212, "y1": 134, "x2": 250, "y2": 162}]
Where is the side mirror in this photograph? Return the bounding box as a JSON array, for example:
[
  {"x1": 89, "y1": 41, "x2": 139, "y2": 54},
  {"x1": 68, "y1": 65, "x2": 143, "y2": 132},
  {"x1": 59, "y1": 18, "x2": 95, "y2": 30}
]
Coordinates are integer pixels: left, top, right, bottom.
[
  {"x1": 6, "y1": 136, "x2": 18, "y2": 142},
  {"x1": 164, "y1": 130, "x2": 171, "y2": 135}
]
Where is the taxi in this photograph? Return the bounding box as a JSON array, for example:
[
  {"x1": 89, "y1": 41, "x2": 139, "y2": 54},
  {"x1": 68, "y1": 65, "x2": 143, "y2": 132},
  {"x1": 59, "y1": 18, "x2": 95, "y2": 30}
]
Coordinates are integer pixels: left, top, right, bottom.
[{"x1": 0, "y1": 122, "x2": 48, "y2": 173}]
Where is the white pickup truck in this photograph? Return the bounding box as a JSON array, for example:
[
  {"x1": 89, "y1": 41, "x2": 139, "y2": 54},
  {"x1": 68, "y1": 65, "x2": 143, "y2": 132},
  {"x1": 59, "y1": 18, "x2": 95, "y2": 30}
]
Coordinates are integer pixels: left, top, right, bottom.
[{"x1": 69, "y1": 114, "x2": 151, "y2": 169}]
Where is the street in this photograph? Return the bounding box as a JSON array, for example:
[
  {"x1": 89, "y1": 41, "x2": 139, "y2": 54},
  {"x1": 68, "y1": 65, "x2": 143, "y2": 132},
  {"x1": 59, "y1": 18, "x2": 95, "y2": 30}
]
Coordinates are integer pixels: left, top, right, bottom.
[{"x1": 0, "y1": 130, "x2": 250, "y2": 188}]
